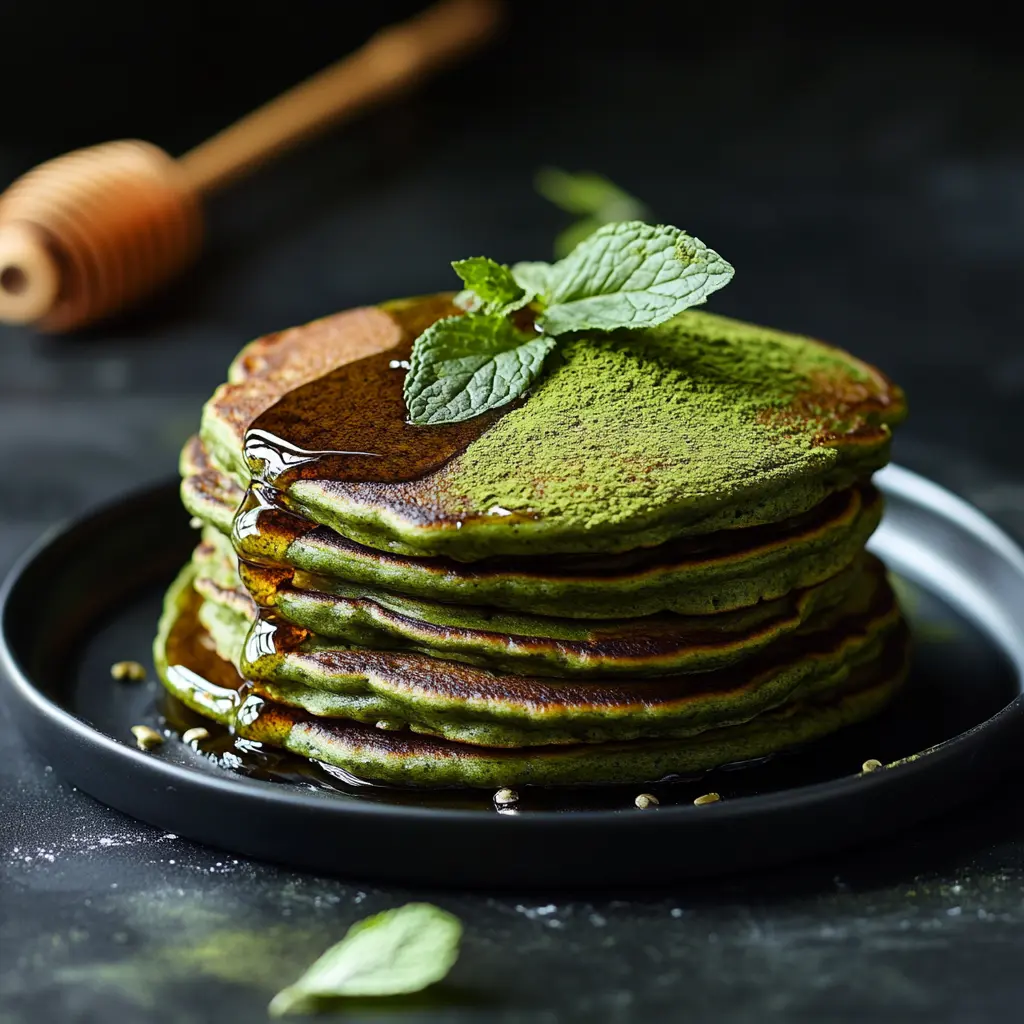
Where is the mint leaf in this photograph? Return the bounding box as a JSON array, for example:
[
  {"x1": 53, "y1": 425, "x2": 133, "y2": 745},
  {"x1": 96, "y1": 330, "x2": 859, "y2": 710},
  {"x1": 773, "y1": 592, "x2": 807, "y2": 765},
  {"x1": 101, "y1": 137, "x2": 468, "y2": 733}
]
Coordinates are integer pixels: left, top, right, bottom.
[
  {"x1": 510, "y1": 261, "x2": 552, "y2": 299},
  {"x1": 269, "y1": 903, "x2": 462, "y2": 1016},
  {"x1": 536, "y1": 168, "x2": 648, "y2": 219},
  {"x1": 539, "y1": 221, "x2": 734, "y2": 335},
  {"x1": 535, "y1": 168, "x2": 649, "y2": 258},
  {"x1": 405, "y1": 314, "x2": 556, "y2": 425},
  {"x1": 452, "y1": 257, "x2": 530, "y2": 314}
]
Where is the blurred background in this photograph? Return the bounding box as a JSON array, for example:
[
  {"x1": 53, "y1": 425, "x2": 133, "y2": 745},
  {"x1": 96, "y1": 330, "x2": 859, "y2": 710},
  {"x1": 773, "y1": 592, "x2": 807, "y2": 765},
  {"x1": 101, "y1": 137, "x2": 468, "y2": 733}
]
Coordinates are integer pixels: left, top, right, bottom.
[{"x1": 1, "y1": 0, "x2": 1022, "y2": 550}]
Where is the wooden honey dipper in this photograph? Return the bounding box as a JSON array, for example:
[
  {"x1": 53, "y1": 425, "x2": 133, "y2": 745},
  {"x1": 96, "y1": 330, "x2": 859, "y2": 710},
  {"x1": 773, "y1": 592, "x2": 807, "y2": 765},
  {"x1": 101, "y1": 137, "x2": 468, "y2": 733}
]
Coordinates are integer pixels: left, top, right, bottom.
[{"x1": 0, "y1": 0, "x2": 501, "y2": 332}]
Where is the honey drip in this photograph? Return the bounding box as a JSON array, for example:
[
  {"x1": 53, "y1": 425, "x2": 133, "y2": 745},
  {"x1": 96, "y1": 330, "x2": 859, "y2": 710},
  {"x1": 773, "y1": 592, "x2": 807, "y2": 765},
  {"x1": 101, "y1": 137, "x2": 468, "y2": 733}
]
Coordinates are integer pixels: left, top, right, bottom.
[
  {"x1": 243, "y1": 295, "x2": 502, "y2": 490},
  {"x1": 229, "y1": 294, "x2": 514, "y2": 662}
]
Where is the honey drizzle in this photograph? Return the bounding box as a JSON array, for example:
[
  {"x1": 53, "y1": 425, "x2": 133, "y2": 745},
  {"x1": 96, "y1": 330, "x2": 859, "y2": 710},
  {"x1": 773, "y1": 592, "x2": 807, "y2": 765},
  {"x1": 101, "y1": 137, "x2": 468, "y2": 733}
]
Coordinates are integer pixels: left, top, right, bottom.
[{"x1": 231, "y1": 294, "x2": 509, "y2": 660}]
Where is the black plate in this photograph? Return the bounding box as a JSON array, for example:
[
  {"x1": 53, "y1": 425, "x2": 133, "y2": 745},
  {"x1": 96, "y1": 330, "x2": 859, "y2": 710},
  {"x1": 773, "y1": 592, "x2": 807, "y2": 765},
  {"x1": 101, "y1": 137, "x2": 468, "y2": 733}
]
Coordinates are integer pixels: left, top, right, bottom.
[{"x1": 2, "y1": 466, "x2": 1023, "y2": 887}]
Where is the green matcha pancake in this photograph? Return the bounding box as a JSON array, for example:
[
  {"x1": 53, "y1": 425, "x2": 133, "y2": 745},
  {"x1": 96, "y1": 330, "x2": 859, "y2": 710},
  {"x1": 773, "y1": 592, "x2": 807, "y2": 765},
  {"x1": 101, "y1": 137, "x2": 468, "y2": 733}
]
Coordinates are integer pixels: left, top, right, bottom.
[
  {"x1": 183, "y1": 438, "x2": 883, "y2": 618},
  {"x1": 215, "y1": 551, "x2": 867, "y2": 679},
  {"x1": 197, "y1": 295, "x2": 904, "y2": 560},
  {"x1": 155, "y1": 564, "x2": 910, "y2": 786},
  {"x1": 236, "y1": 659, "x2": 907, "y2": 788},
  {"x1": 160, "y1": 555, "x2": 901, "y2": 748}
]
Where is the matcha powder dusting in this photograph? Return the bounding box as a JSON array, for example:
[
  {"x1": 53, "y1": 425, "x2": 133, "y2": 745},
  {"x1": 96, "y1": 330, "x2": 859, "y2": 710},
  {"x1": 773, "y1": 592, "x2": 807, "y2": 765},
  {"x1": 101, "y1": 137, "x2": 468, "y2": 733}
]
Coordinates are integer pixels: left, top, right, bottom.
[{"x1": 444, "y1": 309, "x2": 894, "y2": 536}]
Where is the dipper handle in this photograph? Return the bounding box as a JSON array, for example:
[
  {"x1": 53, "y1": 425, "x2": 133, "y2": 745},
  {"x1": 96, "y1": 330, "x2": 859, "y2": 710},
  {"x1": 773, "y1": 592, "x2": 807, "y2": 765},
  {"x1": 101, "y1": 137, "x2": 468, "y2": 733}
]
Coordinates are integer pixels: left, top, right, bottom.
[{"x1": 179, "y1": 0, "x2": 501, "y2": 195}]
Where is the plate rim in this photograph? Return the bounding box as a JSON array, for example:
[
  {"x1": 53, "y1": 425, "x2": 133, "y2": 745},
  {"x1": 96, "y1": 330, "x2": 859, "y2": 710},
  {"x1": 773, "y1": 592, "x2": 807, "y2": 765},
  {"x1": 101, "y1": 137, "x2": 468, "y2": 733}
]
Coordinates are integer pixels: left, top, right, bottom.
[{"x1": 2, "y1": 465, "x2": 1022, "y2": 832}]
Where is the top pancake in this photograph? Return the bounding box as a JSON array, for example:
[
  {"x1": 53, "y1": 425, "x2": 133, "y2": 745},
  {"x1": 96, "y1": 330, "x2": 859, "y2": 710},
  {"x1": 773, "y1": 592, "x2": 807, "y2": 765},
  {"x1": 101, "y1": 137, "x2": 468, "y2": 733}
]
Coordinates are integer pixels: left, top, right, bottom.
[{"x1": 199, "y1": 295, "x2": 905, "y2": 560}]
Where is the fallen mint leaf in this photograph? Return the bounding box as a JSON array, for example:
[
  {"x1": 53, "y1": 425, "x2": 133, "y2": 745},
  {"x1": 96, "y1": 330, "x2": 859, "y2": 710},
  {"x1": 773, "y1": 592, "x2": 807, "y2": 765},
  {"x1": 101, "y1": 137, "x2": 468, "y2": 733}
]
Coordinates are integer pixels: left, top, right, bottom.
[{"x1": 269, "y1": 903, "x2": 462, "y2": 1017}]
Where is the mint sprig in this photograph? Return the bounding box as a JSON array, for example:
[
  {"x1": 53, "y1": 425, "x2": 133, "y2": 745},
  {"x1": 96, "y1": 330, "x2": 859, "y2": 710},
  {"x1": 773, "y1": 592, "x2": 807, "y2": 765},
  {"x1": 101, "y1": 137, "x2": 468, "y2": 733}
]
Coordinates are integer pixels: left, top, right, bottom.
[
  {"x1": 269, "y1": 903, "x2": 462, "y2": 1016},
  {"x1": 405, "y1": 220, "x2": 734, "y2": 425}
]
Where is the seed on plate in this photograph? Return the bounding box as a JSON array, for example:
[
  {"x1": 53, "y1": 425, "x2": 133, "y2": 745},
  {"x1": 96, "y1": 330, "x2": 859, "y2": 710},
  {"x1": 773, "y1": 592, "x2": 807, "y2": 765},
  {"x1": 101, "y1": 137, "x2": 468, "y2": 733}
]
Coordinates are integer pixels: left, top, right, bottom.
[
  {"x1": 375, "y1": 719, "x2": 403, "y2": 731},
  {"x1": 634, "y1": 793, "x2": 659, "y2": 809},
  {"x1": 182, "y1": 727, "x2": 210, "y2": 745},
  {"x1": 131, "y1": 725, "x2": 164, "y2": 750},
  {"x1": 111, "y1": 660, "x2": 146, "y2": 682},
  {"x1": 693, "y1": 792, "x2": 721, "y2": 806},
  {"x1": 861, "y1": 758, "x2": 883, "y2": 773},
  {"x1": 494, "y1": 788, "x2": 518, "y2": 806}
]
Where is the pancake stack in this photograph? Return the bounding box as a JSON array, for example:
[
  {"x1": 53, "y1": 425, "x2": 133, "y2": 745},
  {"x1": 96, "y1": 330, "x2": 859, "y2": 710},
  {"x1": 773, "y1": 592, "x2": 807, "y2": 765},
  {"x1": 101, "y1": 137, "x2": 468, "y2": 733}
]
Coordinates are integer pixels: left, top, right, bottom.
[{"x1": 156, "y1": 294, "x2": 908, "y2": 787}]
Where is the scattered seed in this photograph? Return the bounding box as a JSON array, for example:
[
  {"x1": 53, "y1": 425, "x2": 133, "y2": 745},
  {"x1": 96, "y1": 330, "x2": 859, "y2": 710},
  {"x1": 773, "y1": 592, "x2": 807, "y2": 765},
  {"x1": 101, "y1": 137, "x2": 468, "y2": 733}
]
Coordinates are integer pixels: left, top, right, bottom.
[
  {"x1": 862, "y1": 758, "x2": 883, "y2": 773},
  {"x1": 375, "y1": 719, "x2": 402, "y2": 731},
  {"x1": 189, "y1": 516, "x2": 203, "y2": 530},
  {"x1": 494, "y1": 788, "x2": 518, "y2": 806},
  {"x1": 693, "y1": 792, "x2": 721, "y2": 806},
  {"x1": 634, "y1": 793, "x2": 659, "y2": 809},
  {"x1": 131, "y1": 725, "x2": 164, "y2": 750},
  {"x1": 111, "y1": 660, "x2": 146, "y2": 682},
  {"x1": 182, "y1": 727, "x2": 210, "y2": 745}
]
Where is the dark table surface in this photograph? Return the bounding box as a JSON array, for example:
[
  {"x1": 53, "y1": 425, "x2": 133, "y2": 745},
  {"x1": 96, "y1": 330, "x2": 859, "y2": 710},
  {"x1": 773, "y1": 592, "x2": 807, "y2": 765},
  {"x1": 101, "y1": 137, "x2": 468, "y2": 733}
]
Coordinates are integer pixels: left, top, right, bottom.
[{"x1": 1, "y1": 12, "x2": 1023, "y2": 1023}]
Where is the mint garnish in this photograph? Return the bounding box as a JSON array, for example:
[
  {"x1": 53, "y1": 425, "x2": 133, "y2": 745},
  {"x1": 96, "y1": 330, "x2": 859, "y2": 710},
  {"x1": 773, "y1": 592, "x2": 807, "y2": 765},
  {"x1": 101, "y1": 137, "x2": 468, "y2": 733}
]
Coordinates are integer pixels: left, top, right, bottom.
[
  {"x1": 536, "y1": 168, "x2": 649, "y2": 258},
  {"x1": 404, "y1": 314, "x2": 556, "y2": 426},
  {"x1": 269, "y1": 903, "x2": 462, "y2": 1016},
  {"x1": 405, "y1": 219, "x2": 734, "y2": 425}
]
